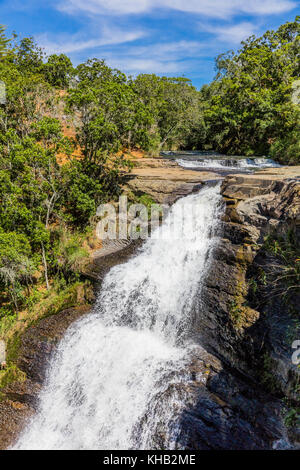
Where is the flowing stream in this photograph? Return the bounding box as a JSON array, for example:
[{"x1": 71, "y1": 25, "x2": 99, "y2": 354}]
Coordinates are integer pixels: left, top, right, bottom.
[
  {"x1": 176, "y1": 157, "x2": 281, "y2": 170},
  {"x1": 14, "y1": 185, "x2": 222, "y2": 450}
]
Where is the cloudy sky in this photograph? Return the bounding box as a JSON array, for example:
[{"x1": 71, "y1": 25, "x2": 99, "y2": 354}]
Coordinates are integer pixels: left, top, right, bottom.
[{"x1": 1, "y1": 0, "x2": 299, "y2": 87}]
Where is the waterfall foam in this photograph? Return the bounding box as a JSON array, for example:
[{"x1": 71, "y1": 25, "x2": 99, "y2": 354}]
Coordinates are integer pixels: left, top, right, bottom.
[
  {"x1": 176, "y1": 157, "x2": 280, "y2": 170},
  {"x1": 14, "y1": 185, "x2": 222, "y2": 450}
]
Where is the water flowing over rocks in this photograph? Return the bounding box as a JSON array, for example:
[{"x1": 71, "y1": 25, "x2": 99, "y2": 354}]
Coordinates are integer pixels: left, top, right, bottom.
[
  {"x1": 176, "y1": 156, "x2": 281, "y2": 171},
  {"x1": 125, "y1": 157, "x2": 221, "y2": 204},
  {"x1": 193, "y1": 167, "x2": 300, "y2": 446},
  {"x1": 0, "y1": 163, "x2": 299, "y2": 450},
  {"x1": 0, "y1": 306, "x2": 90, "y2": 449}
]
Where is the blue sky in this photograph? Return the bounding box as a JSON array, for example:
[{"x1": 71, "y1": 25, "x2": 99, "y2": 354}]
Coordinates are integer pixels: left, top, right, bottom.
[{"x1": 1, "y1": 0, "x2": 299, "y2": 88}]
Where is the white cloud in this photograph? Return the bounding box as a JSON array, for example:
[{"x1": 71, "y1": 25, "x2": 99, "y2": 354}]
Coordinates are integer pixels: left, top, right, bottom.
[
  {"x1": 125, "y1": 41, "x2": 210, "y2": 60},
  {"x1": 43, "y1": 0, "x2": 299, "y2": 79},
  {"x1": 36, "y1": 28, "x2": 146, "y2": 55},
  {"x1": 37, "y1": 32, "x2": 211, "y2": 73},
  {"x1": 36, "y1": 29, "x2": 203, "y2": 74},
  {"x1": 108, "y1": 57, "x2": 182, "y2": 74},
  {"x1": 101, "y1": 39, "x2": 217, "y2": 75},
  {"x1": 59, "y1": 0, "x2": 151, "y2": 15},
  {"x1": 58, "y1": 0, "x2": 297, "y2": 18},
  {"x1": 199, "y1": 22, "x2": 258, "y2": 44}
]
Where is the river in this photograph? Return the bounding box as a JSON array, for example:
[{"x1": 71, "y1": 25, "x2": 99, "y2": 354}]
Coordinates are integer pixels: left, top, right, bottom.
[{"x1": 14, "y1": 185, "x2": 222, "y2": 450}]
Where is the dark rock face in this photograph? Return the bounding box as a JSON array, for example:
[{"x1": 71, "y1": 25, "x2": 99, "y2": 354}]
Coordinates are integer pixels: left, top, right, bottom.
[
  {"x1": 189, "y1": 174, "x2": 300, "y2": 447},
  {"x1": 174, "y1": 347, "x2": 288, "y2": 450},
  {"x1": 179, "y1": 374, "x2": 286, "y2": 450},
  {"x1": 1, "y1": 170, "x2": 299, "y2": 450},
  {"x1": 16, "y1": 307, "x2": 91, "y2": 385}
]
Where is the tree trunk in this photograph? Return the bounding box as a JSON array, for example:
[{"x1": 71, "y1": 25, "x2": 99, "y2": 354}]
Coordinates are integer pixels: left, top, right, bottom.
[{"x1": 41, "y1": 241, "x2": 50, "y2": 290}]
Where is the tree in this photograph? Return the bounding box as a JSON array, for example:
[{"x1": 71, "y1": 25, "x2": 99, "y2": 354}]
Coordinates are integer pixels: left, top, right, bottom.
[
  {"x1": 0, "y1": 25, "x2": 10, "y2": 58},
  {"x1": 198, "y1": 16, "x2": 300, "y2": 162},
  {"x1": 132, "y1": 74, "x2": 200, "y2": 150},
  {"x1": 15, "y1": 37, "x2": 45, "y2": 75},
  {"x1": 44, "y1": 54, "x2": 74, "y2": 88},
  {"x1": 0, "y1": 229, "x2": 33, "y2": 311}
]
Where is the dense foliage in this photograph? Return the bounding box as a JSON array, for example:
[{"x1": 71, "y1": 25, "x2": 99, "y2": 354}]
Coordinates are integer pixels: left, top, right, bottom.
[
  {"x1": 0, "y1": 34, "x2": 132, "y2": 315},
  {"x1": 0, "y1": 18, "x2": 299, "y2": 316},
  {"x1": 191, "y1": 16, "x2": 300, "y2": 163}
]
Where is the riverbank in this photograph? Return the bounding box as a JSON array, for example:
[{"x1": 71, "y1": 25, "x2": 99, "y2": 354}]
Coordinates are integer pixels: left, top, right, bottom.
[
  {"x1": 124, "y1": 157, "x2": 221, "y2": 204},
  {"x1": 0, "y1": 157, "x2": 217, "y2": 448},
  {"x1": 0, "y1": 160, "x2": 299, "y2": 449},
  {"x1": 199, "y1": 166, "x2": 300, "y2": 443}
]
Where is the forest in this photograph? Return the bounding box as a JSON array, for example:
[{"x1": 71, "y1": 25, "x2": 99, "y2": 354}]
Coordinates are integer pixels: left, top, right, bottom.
[{"x1": 0, "y1": 17, "x2": 299, "y2": 327}]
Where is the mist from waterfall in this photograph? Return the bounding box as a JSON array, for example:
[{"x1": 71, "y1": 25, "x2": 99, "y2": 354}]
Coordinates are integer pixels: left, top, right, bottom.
[{"x1": 14, "y1": 184, "x2": 222, "y2": 450}]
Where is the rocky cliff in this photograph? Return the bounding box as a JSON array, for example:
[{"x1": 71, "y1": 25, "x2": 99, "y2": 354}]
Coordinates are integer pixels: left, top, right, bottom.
[
  {"x1": 193, "y1": 167, "x2": 300, "y2": 442},
  {"x1": 0, "y1": 162, "x2": 299, "y2": 449},
  {"x1": 124, "y1": 157, "x2": 220, "y2": 204}
]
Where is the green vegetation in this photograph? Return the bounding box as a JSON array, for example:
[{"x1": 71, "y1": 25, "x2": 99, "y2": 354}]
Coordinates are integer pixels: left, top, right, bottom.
[
  {"x1": 0, "y1": 31, "x2": 123, "y2": 371},
  {"x1": 283, "y1": 379, "x2": 300, "y2": 431},
  {"x1": 248, "y1": 227, "x2": 300, "y2": 314},
  {"x1": 261, "y1": 229, "x2": 300, "y2": 307},
  {"x1": 0, "y1": 278, "x2": 93, "y2": 369},
  {"x1": 284, "y1": 407, "x2": 300, "y2": 428},
  {"x1": 188, "y1": 16, "x2": 300, "y2": 164},
  {"x1": 0, "y1": 26, "x2": 10, "y2": 58},
  {"x1": 229, "y1": 299, "x2": 244, "y2": 329},
  {"x1": 0, "y1": 26, "x2": 205, "y2": 328},
  {"x1": 0, "y1": 31, "x2": 130, "y2": 325},
  {"x1": 0, "y1": 364, "x2": 26, "y2": 391},
  {"x1": 129, "y1": 193, "x2": 161, "y2": 221},
  {"x1": 260, "y1": 352, "x2": 282, "y2": 395},
  {"x1": 0, "y1": 19, "x2": 299, "y2": 371}
]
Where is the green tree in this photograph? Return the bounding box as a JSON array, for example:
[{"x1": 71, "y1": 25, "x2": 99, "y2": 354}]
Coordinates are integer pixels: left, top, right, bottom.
[
  {"x1": 199, "y1": 16, "x2": 300, "y2": 163},
  {"x1": 15, "y1": 37, "x2": 45, "y2": 75},
  {"x1": 0, "y1": 230, "x2": 33, "y2": 311},
  {"x1": 44, "y1": 54, "x2": 74, "y2": 88},
  {"x1": 132, "y1": 74, "x2": 200, "y2": 151},
  {"x1": 0, "y1": 25, "x2": 10, "y2": 58}
]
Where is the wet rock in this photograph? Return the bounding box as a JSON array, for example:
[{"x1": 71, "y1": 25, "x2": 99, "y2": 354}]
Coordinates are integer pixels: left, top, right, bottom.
[
  {"x1": 176, "y1": 360, "x2": 286, "y2": 450},
  {"x1": 125, "y1": 159, "x2": 220, "y2": 204},
  {"x1": 191, "y1": 169, "x2": 300, "y2": 446},
  {"x1": 0, "y1": 305, "x2": 90, "y2": 449}
]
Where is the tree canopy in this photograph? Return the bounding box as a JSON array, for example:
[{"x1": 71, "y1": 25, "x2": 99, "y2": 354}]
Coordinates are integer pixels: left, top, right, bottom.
[
  {"x1": 192, "y1": 16, "x2": 300, "y2": 163},
  {"x1": 0, "y1": 18, "x2": 299, "y2": 316}
]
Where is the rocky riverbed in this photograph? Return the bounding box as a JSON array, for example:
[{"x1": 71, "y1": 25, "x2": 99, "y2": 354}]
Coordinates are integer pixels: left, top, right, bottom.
[
  {"x1": 0, "y1": 159, "x2": 299, "y2": 449},
  {"x1": 124, "y1": 157, "x2": 221, "y2": 204}
]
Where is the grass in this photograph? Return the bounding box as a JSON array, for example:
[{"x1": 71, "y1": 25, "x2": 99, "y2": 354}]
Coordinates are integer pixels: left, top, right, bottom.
[
  {"x1": 284, "y1": 407, "x2": 300, "y2": 428},
  {"x1": 0, "y1": 225, "x2": 96, "y2": 368},
  {"x1": 0, "y1": 278, "x2": 93, "y2": 365},
  {"x1": 0, "y1": 365, "x2": 26, "y2": 390},
  {"x1": 0, "y1": 227, "x2": 97, "y2": 395},
  {"x1": 262, "y1": 229, "x2": 300, "y2": 305},
  {"x1": 260, "y1": 352, "x2": 282, "y2": 395}
]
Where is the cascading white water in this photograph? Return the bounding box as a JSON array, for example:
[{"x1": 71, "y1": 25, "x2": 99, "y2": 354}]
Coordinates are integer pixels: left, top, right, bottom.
[
  {"x1": 176, "y1": 157, "x2": 281, "y2": 170},
  {"x1": 14, "y1": 185, "x2": 222, "y2": 450}
]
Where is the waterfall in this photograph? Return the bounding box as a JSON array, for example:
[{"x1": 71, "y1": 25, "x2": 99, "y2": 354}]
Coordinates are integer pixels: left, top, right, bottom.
[
  {"x1": 176, "y1": 157, "x2": 281, "y2": 170},
  {"x1": 14, "y1": 185, "x2": 222, "y2": 450}
]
